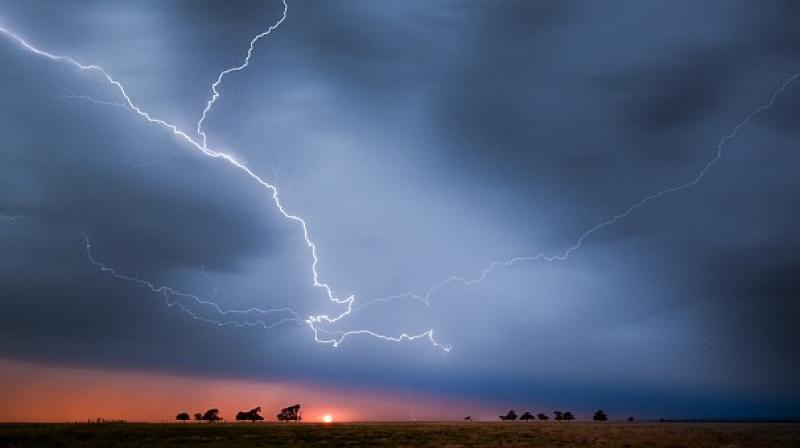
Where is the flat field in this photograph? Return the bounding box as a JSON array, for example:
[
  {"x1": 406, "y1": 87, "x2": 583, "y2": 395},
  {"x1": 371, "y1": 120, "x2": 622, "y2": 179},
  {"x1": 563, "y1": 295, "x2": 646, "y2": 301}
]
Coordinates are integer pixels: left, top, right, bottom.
[{"x1": 1, "y1": 422, "x2": 799, "y2": 447}]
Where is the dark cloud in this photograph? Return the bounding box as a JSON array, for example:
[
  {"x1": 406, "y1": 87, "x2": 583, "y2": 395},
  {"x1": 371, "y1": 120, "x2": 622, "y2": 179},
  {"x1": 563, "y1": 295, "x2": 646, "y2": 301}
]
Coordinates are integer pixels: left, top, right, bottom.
[
  {"x1": 1, "y1": 0, "x2": 799, "y2": 418},
  {"x1": 617, "y1": 51, "x2": 734, "y2": 131}
]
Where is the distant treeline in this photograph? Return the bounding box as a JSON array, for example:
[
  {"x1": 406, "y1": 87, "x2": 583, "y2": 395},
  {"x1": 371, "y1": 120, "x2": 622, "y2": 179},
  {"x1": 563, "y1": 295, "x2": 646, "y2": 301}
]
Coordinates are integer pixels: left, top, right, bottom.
[
  {"x1": 463, "y1": 409, "x2": 630, "y2": 422},
  {"x1": 175, "y1": 404, "x2": 302, "y2": 423}
]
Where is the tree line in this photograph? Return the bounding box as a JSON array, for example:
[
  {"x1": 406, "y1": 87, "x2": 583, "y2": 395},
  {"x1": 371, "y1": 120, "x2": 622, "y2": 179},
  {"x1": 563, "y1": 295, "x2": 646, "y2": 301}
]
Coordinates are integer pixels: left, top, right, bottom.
[
  {"x1": 176, "y1": 404, "x2": 302, "y2": 423},
  {"x1": 177, "y1": 405, "x2": 629, "y2": 423},
  {"x1": 467, "y1": 409, "x2": 623, "y2": 421}
]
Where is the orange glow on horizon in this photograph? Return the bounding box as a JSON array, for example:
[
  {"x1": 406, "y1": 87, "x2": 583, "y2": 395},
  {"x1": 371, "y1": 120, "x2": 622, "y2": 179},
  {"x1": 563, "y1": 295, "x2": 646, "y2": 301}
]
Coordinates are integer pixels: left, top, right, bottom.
[
  {"x1": 322, "y1": 414, "x2": 333, "y2": 423},
  {"x1": 0, "y1": 358, "x2": 489, "y2": 423}
]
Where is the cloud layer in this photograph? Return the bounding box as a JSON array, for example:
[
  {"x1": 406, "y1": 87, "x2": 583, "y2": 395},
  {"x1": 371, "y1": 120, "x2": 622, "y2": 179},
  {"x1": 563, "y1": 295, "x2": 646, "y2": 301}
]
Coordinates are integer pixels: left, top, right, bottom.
[{"x1": 1, "y1": 0, "x2": 799, "y2": 418}]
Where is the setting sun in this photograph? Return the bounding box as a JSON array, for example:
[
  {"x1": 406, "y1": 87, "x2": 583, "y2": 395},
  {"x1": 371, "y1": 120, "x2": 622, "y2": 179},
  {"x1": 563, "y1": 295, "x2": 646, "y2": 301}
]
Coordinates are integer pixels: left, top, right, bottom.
[{"x1": 322, "y1": 415, "x2": 333, "y2": 423}]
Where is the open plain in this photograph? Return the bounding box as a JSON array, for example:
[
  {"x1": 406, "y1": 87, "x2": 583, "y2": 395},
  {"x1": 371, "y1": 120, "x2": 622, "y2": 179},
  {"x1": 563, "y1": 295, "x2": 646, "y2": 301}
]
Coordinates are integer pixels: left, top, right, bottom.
[{"x1": 1, "y1": 422, "x2": 799, "y2": 447}]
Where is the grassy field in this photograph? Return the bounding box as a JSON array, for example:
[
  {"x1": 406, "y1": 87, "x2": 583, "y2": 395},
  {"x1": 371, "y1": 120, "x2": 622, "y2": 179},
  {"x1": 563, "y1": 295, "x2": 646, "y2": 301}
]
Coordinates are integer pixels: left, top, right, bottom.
[{"x1": 1, "y1": 422, "x2": 799, "y2": 447}]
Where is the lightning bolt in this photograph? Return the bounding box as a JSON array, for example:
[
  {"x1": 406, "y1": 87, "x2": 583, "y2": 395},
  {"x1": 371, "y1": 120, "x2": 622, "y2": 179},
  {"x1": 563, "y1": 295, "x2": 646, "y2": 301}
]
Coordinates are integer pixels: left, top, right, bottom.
[
  {"x1": 0, "y1": 2, "x2": 449, "y2": 351},
  {"x1": 196, "y1": 0, "x2": 287, "y2": 150},
  {"x1": 190, "y1": 0, "x2": 449, "y2": 350}
]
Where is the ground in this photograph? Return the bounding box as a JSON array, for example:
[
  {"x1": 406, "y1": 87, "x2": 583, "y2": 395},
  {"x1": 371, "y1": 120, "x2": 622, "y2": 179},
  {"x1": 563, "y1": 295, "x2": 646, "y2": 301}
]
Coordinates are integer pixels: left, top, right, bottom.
[{"x1": 1, "y1": 422, "x2": 799, "y2": 447}]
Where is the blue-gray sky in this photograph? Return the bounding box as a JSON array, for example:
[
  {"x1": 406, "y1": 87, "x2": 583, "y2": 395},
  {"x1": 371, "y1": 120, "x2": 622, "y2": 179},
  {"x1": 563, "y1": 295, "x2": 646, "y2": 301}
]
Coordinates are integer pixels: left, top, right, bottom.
[{"x1": 1, "y1": 0, "x2": 799, "y2": 419}]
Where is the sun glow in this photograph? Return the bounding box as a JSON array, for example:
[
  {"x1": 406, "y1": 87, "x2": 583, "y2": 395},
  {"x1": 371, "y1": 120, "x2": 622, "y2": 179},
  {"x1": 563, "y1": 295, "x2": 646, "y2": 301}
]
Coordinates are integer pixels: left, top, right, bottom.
[{"x1": 322, "y1": 414, "x2": 333, "y2": 423}]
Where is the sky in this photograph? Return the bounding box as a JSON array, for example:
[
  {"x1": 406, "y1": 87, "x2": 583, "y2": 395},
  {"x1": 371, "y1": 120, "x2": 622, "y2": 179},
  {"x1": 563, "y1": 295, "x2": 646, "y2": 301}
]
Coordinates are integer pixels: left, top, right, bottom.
[{"x1": 1, "y1": 0, "x2": 799, "y2": 422}]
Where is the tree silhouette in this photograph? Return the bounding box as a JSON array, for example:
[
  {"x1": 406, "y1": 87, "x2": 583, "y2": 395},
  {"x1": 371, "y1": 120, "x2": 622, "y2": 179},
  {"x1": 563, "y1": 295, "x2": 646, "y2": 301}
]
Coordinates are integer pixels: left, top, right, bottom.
[
  {"x1": 236, "y1": 407, "x2": 264, "y2": 422},
  {"x1": 464, "y1": 416, "x2": 472, "y2": 421},
  {"x1": 536, "y1": 413, "x2": 549, "y2": 421},
  {"x1": 593, "y1": 409, "x2": 608, "y2": 421},
  {"x1": 202, "y1": 408, "x2": 222, "y2": 422},
  {"x1": 520, "y1": 411, "x2": 535, "y2": 421},
  {"x1": 193, "y1": 413, "x2": 202, "y2": 422},
  {"x1": 499, "y1": 409, "x2": 518, "y2": 421},
  {"x1": 627, "y1": 416, "x2": 635, "y2": 422},
  {"x1": 553, "y1": 410, "x2": 564, "y2": 421},
  {"x1": 175, "y1": 412, "x2": 190, "y2": 423},
  {"x1": 563, "y1": 411, "x2": 575, "y2": 421},
  {"x1": 277, "y1": 404, "x2": 302, "y2": 422}
]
